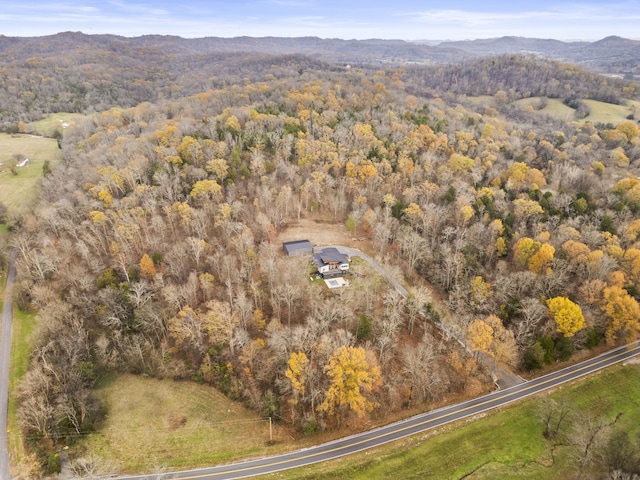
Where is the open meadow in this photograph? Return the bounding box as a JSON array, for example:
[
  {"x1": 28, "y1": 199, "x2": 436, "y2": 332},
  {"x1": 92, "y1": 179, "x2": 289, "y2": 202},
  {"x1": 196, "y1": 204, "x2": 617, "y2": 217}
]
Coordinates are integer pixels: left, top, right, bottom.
[
  {"x1": 28, "y1": 113, "x2": 87, "y2": 137},
  {"x1": 76, "y1": 374, "x2": 285, "y2": 474},
  {"x1": 513, "y1": 97, "x2": 640, "y2": 125},
  {"x1": 582, "y1": 98, "x2": 640, "y2": 125},
  {"x1": 6, "y1": 307, "x2": 37, "y2": 478},
  {"x1": 0, "y1": 134, "x2": 61, "y2": 216}
]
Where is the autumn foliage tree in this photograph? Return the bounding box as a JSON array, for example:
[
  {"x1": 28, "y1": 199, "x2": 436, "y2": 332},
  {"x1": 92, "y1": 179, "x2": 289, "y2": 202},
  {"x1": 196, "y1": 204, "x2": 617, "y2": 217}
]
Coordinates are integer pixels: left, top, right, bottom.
[
  {"x1": 285, "y1": 351, "x2": 310, "y2": 423},
  {"x1": 139, "y1": 253, "x2": 156, "y2": 280},
  {"x1": 601, "y1": 286, "x2": 640, "y2": 344},
  {"x1": 12, "y1": 38, "x2": 640, "y2": 473},
  {"x1": 467, "y1": 315, "x2": 517, "y2": 367},
  {"x1": 546, "y1": 297, "x2": 585, "y2": 338},
  {"x1": 320, "y1": 346, "x2": 381, "y2": 421}
]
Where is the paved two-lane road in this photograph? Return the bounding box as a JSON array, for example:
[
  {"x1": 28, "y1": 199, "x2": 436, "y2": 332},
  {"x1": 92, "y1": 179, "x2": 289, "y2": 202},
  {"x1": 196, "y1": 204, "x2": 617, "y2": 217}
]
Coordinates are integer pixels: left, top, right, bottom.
[
  {"x1": 117, "y1": 341, "x2": 640, "y2": 480},
  {"x1": 0, "y1": 250, "x2": 17, "y2": 480},
  {"x1": 2, "y1": 245, "x2": 638, "y2": 480}
]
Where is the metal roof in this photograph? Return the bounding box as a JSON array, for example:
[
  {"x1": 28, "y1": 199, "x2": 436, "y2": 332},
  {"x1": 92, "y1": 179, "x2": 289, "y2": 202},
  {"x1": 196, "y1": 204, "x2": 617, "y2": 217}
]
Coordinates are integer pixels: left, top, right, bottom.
[{"x1": 314, "y1": 247, "x2": 349, "y2": 265}]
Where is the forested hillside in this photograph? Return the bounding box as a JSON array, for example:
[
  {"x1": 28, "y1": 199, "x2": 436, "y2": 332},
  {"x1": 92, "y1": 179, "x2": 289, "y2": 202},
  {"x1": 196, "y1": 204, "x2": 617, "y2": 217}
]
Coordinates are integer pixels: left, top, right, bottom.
[
  {"x1": 407, "y1": 55, "x2": 640, "y2": 103},
  {"x1": 4, "y1": 34, "x2": 640, "y2": 476},
  {"x1": 2, "y1": 32, "x2": 639, "y2": 128}
]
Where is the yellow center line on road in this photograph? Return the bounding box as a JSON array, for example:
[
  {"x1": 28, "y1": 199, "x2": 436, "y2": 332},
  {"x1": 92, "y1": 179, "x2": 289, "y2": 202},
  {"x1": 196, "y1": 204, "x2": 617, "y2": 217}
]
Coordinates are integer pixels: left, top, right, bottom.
[{"x1": 171, "y1": 344, "x2": 640, "y2": 480}]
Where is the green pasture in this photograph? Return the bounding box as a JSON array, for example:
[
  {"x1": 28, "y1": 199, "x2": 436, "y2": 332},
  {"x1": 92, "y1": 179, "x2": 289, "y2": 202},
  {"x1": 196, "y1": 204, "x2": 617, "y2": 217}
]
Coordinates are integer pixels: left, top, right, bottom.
[
  {"x1": 260, "y1": 364, "x2": 640, "y2": 480},
  {"x1": 582, "y1": 98, "x2": 639, "y2": 125},
  {"x1": 28, "y1": 113, "x2": 87, "y2": 137},
  {"x1": 7, "y1": 308, "x2": 37, "y2": 468},
  {"x1": 0, "y1": 133, "x2": 61, "y2": 216},
  {"x1": 77, "y1": 374, "x2": 280, "y2": 474},
  {"x1": 513, "y1": 96, "x2": 639, "y2": 125}
]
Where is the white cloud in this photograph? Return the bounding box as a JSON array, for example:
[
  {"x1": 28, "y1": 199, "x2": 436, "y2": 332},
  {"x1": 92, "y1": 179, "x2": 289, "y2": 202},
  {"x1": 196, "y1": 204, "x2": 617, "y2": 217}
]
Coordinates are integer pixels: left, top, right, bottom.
[
  {"x1": 1, "y1": 1, "x2": 639, "y2": 40},
  {"x1": 388, "y1": 4, "x2": 640, "y2": 40},
  {"x1": 405, "y1": 9, "x2": 552, "y2": 26},
  {"x1": 108, "y1": 1, "x2": 169, "y2": 16}
]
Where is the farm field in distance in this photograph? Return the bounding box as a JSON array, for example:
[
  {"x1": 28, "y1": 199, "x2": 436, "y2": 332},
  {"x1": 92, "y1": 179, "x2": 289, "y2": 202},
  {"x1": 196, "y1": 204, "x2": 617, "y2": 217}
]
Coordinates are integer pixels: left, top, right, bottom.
[
  {"x1": 0, "y1": 133, "x2": 62, "y2": 215},
  {"x1": 28, "y1": 113, "x2": 87, "y2": 138},
  {"x1": 2, "y1": 31, "x2": 640, "y2": 480},
  {"x1": 511, "y1": 97, "x2": 640, "y2": 124}
]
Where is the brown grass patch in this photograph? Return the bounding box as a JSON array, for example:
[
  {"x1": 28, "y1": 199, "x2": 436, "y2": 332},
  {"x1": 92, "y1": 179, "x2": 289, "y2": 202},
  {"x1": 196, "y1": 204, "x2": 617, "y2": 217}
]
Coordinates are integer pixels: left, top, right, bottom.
[{"x1": 76, "y1": 374, "x2": 285, "y2": 474}]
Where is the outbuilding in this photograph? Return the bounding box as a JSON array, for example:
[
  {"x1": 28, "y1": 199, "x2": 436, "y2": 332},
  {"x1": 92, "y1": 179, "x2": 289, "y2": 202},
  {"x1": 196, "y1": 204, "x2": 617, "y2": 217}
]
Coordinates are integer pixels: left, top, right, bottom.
[{"x1": 282, "y1": 239, "x2": 313, "y2": 256}]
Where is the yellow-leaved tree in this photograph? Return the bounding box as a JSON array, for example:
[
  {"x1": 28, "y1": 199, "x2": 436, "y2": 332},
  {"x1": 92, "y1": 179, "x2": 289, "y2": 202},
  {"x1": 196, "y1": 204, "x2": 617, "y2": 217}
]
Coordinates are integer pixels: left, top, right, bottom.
[
  {"x1": 466, "y1": 315, "x2": 517, "y2": 367},
  {"x1": 528, "y1": 243, "x2": 555, "y2": 274},
  {"x1": 320, "y1": 346, "x2": 381, "y2": 420},
  {"x1": 285, "y1": 351, "x2": 309, "y2": 396},
  {"x1": 601, "y1": 286, "x2": 640, "y2": 344},
  {"x1": 467, "y1": 318, "x2": 494, "y2": 354},
  {"x1": 513, "y1": 237, "x2": 541, "y2": 268},
  {"x1": 546, "y1": 297, "x2": 585, "y2": 337},
  {"x1": 190, "y1": 179, "x2": 222, "y2": 203},
  {"x1": 139, "y1": 253, "x2": 156, "y2": 280}
]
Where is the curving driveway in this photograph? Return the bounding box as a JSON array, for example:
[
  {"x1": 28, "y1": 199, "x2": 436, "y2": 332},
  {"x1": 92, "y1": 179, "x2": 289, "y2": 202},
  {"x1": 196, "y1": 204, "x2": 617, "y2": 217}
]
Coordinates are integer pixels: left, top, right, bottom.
[
  {"x1": 325, "y1": 245, "x2": 523, "y2": 388},
  {"x1": 323, "y1": 245, "x2": 409, "y2": 297},
  {"x1": 0, "y1": 250, "x2": 17, "y2": 480},
  {"x1": 4, "y1": 245, "x2": 639, "y2": 480}
]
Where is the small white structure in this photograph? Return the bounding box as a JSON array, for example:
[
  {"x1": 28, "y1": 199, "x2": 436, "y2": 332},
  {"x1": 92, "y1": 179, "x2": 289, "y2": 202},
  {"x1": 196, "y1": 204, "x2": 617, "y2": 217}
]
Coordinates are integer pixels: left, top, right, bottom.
[
  {"x1": 324, "y1": 277, "x2": 349, "y2": 289},
  {"x1": 16, "y1": 158, "x2": 29, "y2": 167}
]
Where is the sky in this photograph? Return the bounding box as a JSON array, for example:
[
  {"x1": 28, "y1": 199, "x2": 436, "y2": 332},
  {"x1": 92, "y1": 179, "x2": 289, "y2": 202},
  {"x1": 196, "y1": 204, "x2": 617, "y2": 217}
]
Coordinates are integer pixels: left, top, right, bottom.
[{"x1": 1, "y1": 1, "x2": 639, "y2": 41}]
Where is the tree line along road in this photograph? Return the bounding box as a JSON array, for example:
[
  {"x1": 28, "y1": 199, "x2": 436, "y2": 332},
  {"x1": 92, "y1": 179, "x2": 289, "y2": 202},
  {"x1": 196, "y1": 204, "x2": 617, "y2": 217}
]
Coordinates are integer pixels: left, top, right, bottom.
[
  {"x1": 2, "y1": 247, "x2": 640, "y2": 480},
  {"x1": 115, "y1": 343, "x2": 640, "y2": 479}
]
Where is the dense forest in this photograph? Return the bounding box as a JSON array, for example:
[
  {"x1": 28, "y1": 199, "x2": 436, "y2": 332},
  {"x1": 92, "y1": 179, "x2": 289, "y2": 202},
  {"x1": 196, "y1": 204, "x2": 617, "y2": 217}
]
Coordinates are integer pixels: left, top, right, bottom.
[
  {"x1": 3, "y1": 34, "x2": 640, "y2": 477},
  {"x1": 2, "y1": 32, "x2": 639, "y2": 127}
]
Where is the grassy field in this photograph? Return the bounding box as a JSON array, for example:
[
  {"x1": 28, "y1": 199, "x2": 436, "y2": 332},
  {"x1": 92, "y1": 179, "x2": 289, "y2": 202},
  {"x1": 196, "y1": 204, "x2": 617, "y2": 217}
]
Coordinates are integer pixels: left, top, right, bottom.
[
  {"x1": 582, "y1": 99, "x2": 640, "y2": 125},
  {"x1": 27, "y1": 113, "x2": 88, "y2": 137},
  {"x1": 63, "y1": 361, "x2": 640, "y2": 478},
  {"x1": 0, "y1": 133, "x2": 62, "y2": 215},
  {"x1": 76, "y1": 374, "x2": 283, "y2": 474},
  {"x1": 258, "y1": 363, "x2": 640, "y2": 480},
  {"x1": 512, "y1": 96, "x2": 640, "y2": 125},
  {"x1": 6, "y1": 307, "x2": 37, "y2": 472},
  {"x1": 0, "y1": 122, "x2": 61, "y2": 473}
]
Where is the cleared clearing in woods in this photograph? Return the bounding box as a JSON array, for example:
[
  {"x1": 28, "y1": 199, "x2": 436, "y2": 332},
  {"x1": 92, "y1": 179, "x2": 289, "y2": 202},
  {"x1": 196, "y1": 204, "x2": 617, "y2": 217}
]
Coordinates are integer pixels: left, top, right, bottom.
[
  {"x1": 511, "y1": 96, "x2": 640, "y2": 124},
  {"x1": 0, "y1": 133, "x2": 62, "y2": 215}
]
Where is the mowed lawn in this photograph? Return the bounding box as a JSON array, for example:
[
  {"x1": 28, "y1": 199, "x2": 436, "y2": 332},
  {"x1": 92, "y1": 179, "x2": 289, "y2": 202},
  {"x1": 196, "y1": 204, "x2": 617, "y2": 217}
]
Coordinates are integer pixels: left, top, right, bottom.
[
  {"x1": 0, "y1": 133, "x2": 62, "y2": 215},
  {"x1": 78, "y1": 374, "x2": 280, "y2": 474},
  {"x1": 258, "y1": 363, "x2": 640, "y2": 480}
]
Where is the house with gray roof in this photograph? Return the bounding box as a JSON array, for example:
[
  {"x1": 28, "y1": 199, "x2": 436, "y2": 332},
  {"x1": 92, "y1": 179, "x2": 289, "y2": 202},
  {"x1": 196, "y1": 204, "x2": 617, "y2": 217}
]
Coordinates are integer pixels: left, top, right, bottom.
[{"x1": 312, "y1": 247, "x2": 350, "y2": 278}]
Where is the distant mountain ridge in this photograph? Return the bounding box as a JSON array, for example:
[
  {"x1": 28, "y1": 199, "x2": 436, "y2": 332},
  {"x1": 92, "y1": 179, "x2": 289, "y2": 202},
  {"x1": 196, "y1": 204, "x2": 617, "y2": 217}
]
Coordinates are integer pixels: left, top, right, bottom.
[
  {"x1": 439, "y1": 35, "x2": 640, "y2": 77},
  {"x1": 1, "y1": 32, "x2": 638, "y2": 76}
]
